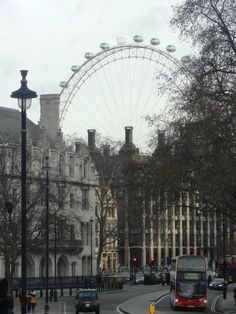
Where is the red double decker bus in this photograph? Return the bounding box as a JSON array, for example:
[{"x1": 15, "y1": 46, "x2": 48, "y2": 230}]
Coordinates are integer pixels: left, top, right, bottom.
[{"x1": 170, "y1": 255, "x2": 208, "y2": 310}]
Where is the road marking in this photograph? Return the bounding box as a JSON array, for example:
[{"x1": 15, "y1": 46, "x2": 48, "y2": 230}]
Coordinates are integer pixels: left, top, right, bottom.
[
  {"x1": 211, "y1": 295, "x2": 221, "y2": 312},
  {"x1": 155, "y1": 294, "x2": 169, "y2": 305},
  {"x1": 116, "y1": 303, "x2": 129, "y2": 314},
  {"x1": 116, "y1": 305, "x2": 123, "y2": 313}
]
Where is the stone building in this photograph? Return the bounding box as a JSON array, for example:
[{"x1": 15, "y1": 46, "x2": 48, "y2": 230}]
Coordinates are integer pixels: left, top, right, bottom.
[
  {"x1": 108, "y1": 127, "x2": 234, "y2": 272},
  {"x1": 86, "y1": 129, "x2": 119, "y2": 273},
  {"x1": 0, "y1": 94, "x2": 98, "y2": 278}
]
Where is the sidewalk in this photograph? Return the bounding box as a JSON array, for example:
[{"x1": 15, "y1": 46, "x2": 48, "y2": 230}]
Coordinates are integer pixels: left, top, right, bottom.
[
  {"x1": 216, "y1": 283, "x2": 236, "y2": 313},
  {"x1": 14, "y1": 298, "x2": 67, "y2": 314}
]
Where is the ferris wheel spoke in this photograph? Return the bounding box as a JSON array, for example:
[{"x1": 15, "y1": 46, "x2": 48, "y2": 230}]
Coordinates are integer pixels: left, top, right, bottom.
[
  {"x1": 133, "y1": 51, "x2": 155, "y2": 132},
  {"x1": 59, "y1": 38, "x2": 188, "y2": 152}
]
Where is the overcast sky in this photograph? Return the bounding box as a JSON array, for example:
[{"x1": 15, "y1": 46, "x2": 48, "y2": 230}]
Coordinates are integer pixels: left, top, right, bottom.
[{"x1": 0, "y1": 0, "x2": 190, "y2": 150}]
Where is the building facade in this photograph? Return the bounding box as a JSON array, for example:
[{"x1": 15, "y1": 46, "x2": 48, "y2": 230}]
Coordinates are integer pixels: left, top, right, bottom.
[
  {"x1": 0, "y1": 95, "x2": 98, "y2": 279},
  {"x1": 109, "y1": 127, "x2": 235, "y2": 272}
]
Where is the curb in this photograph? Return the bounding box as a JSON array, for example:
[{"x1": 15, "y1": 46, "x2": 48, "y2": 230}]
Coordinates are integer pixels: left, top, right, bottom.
[
  {"x1": 118, "y1": 292, "x2": 170, "y2": 314},
  {"x1": 101, "y1": 288, "x2": 127, "y2": 295}
]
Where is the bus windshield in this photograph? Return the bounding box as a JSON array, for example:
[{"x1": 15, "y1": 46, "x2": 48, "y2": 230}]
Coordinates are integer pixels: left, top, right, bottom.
[
  {"x1": 178, "y1": 256, "x2": 206, "y2": 271},
  {"x1": 176, "y1": 281, "x2": 206, "y2": 299}
]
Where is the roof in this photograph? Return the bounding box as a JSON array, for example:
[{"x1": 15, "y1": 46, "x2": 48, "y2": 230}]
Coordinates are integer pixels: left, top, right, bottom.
[{"x1": 0, "y1": 106, "x2": 42, "y2": 145}]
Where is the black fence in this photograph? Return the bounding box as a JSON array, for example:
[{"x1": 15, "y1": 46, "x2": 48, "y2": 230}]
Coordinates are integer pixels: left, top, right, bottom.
[{"x1": 12, "y1": 276, "x2": 124, "y2": 294}]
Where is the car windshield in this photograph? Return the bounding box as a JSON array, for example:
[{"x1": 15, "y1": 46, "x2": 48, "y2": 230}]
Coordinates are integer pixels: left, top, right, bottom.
[
  {"x1": 213, "y1": 278, "x2": 224, "y2": 283},
  {"x1": 78, "y1": 291, "x2": 97, "y2": 299},
  {"x1": 176, "y1": 282, "x2": 206, "y2": 299}
]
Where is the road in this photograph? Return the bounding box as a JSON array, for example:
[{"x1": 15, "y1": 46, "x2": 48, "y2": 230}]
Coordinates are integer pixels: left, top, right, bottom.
[
  {"x1": 14, "y1": 285, "x2": 160, "y2": 314},
  {"x1": 155, "y1": 289, "x2": 222, "y2": 314},
  {"x1": 14, "y1": 285, "x2": 223, "y2": 314}
]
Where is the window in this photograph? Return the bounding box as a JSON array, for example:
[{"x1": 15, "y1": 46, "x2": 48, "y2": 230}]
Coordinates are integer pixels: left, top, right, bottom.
[
  {"x1": 71, "y1": 262, "x2": 76, "y2": 277},
  {"x1": 82, "y1": 188, "x2": 89, "y2": 210},
  {"x1": 59, "y1": 155, "x2": 64, "y2": 176},
  {"x1": 84, "y1": 160, "x2": 87, "y2": 178},
  {"x1": 81, "y1": 223, "x2": 85, "y2": 241},
  {"x1": 69, "y1": 155, "x2": 75, "y2": 178},
  {"x1": 70, "y1": 225, "x2": 75, "y2": 240},
  {"x1": 86, "y1": 222, "x2": 89, "y2": 245},
  {"x1": 70, "y1": 194, "x2": 75, "y2": 208},
  {"x1": 58, "y1": 185, "x2": 64, "y2": 210}
]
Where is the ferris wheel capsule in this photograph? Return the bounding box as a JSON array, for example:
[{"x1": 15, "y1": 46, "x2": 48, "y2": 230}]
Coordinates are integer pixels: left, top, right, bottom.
[
  {"x1": 100, "y1": 43, "x2": 110, "y2": 50},
  {"x1": 133, "y1": 35, "x2": 143, "y2": 43},
  {"x1": 85, "y1": 52, "x2": 94, "y2": 59},
  {"x1": 166, "y1": 45, "x2": 176, "y2": 53},
  {"x1": 59, "y1": 81, "x2": 68, "y2": 88},
  {"x1": 116, "y1": 36, "x2": 126, "y2": 45},
  {"x1": 150, "y1": 38, "x2": 160, "y2": 46},
  {"x1": 181, "y1": 56, "x2": 190, "y2": 64},
  {"x1": 71, "y1": 65, "x2": 80, "y2": 72}
]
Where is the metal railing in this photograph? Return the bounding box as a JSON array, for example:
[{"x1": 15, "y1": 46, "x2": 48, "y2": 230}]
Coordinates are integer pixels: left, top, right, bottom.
[{"x1": 12, "y1": 276, "x2": 124, "y2": 292}]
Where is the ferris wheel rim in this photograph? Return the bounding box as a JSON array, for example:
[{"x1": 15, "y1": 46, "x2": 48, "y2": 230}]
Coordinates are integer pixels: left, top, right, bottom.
[{"x1": 59, "y1": 42, "x2": 187, "y2": 127}]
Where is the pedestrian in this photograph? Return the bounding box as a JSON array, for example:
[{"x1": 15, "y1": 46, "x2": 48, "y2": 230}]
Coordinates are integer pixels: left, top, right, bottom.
[
  {"x1": 26, "y1": 290, "x2": 32, "y2": 313},
  {"x1": 234, "y1": 287, "x2": 236, "y2": 305},
  {"x1": 18, "y1": 289, "x2": 23, "y2": 305},
  {"x1": 0, "y1": 278, "x2": 14, "y2": 314},
  {"x1": 30, "y1": 290, "x2": 37, "y2": 313},
  {"x1": 223, "y1": 280, "x2": 227, "y2": 300}
]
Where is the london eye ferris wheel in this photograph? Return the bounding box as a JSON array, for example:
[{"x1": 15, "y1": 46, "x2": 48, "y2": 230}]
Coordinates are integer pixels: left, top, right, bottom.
[{"x1": 59, "y1": 35, "x2": 186, "y2": 153}]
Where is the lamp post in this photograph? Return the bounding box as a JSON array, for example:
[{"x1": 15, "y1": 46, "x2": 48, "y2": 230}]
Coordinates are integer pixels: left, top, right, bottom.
[
  {"x1": 43, "y1": 156, "x2": 50, "y2": 313},
  {"x1": 222, "y1": 219, "x2": 227, "y2": 300},
  {"x1": 54, "y1": 218, "x2": 57, "y2": 302},
  {"x1": 89, "y1": 217, "x2": 94, "y2": 278},
  {"x1": 11, "y1": 70, "x2": 37, "y2": 314}
]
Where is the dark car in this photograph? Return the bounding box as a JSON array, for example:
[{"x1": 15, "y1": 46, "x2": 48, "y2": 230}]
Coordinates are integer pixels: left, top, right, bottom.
[
  {"x1": 75, "y1": 289, "x2": 100, "y2": 314},
  {"x1": 155, "y1": 272, "x2": 170, "y2": 285},
  {"x1": 208, "y1": 278, "x2": 227, "y2": 290}
]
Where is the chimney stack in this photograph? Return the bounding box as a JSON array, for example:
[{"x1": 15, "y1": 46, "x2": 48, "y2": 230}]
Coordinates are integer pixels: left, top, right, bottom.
[
  {"x1": 88, "y1": 129, "x2": 96, "y2": 148},
  {"x1": 125, "y1": 126, "x2": 133, "y2": 144},
  {"x1": 75, "y1": 141, "x2": 83, "y2": 154},
  {"x1": 40, "y1": 94, "x2": 60, "y2": 142},
  {"x1": 103, "y1": 144, "x2": 110, "y2": 156}
]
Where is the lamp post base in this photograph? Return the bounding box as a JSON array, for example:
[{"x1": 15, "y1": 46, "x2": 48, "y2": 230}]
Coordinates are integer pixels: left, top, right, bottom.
[{"x1": 44, "y1": 303, "x2": 50, "y2": 314}]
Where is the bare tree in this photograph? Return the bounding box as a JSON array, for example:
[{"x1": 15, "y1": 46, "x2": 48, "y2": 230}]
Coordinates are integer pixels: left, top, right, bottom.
[{"x1": 147, "y1": 0, "x2": 236, "y2": 217}]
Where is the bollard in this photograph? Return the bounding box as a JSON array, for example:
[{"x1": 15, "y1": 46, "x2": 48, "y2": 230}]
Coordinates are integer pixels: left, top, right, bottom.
[
  {"x1": 149, "y1": 300, "x2": 156, "y2": 314},
  {"x1": 44, "y1": 303, "x2": 49, "y2": 314},
  {"x1": 50, "y1": 288, "x2": 53, "y2": 302}
]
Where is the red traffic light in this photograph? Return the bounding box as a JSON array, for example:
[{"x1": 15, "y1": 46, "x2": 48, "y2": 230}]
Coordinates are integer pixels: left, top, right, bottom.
[{"x1": 131, "y1": 257, "x2": 137, "y2": 265}]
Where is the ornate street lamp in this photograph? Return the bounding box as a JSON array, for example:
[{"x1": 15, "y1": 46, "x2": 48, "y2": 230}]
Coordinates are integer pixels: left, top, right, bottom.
[
  {"x1": 11, "y1": 70, "x2": 37, "y2": 314},
  {"x1": 89, "y1": 217, "x2": 94, "y2": 278}
]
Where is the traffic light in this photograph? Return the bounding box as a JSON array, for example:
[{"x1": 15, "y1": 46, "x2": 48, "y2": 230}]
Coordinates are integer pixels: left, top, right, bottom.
[
  {"x1": 131, "y1": 257, "x2": 137, "y2": 266},
  {"x1": 150, "y1": 258, "x2": 155, "y2": 266}
]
